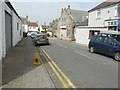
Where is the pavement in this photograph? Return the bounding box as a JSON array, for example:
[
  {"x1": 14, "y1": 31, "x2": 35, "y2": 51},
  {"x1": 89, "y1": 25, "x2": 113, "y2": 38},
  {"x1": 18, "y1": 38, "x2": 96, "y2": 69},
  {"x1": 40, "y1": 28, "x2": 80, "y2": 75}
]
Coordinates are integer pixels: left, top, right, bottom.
[{"x1": 1, "y1": 37, "x2": 55, "y2": 88}]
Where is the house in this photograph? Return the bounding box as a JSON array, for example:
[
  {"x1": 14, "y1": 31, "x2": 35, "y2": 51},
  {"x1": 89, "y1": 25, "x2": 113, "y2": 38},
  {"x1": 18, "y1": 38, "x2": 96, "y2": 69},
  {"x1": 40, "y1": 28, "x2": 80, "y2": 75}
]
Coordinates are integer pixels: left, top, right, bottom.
[
  {"x1": 57, "y1": 5, "x2": 88, "y2": 41},
  {"x1": 41, "y1": 25, "x2": 49, "y2": 30},
  {"x1": 0, "y1": 0, "x2": 22, "y2": 60},
  {"x1": 28, "y1": 21, "x2": 39, "y2": 33},
  {"x1": 21, "y1": 16, "x2": 28, "y2": 37},
  {"x1": 75, "y1": 0, "x2": 120, "y2": 46},
  {"x1": 88, "y1": 0, "x2": 120, "y2": 32},
  {"x1": 49, "y1": 19, "x2": 59, "y2": 37}
]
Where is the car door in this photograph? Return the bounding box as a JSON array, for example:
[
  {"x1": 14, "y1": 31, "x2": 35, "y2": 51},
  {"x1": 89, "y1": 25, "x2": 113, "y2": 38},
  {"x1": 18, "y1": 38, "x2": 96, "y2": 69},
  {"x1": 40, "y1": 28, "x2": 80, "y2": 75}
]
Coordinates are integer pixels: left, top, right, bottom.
[
  {"x1": 102, "y1": 37, "x2": 115, "y2": 56},
  {"x1": 94, "y1": 36, "x2": 105, "y2": 53}
]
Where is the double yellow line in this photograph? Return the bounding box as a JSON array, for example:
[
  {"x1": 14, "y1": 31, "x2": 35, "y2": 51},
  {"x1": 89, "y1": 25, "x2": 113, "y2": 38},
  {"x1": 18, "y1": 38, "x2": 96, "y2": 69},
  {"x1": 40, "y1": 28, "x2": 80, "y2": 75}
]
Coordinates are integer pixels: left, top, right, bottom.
[{"x1": 40, "y1": 47, "x2": 77, "y2": 89}]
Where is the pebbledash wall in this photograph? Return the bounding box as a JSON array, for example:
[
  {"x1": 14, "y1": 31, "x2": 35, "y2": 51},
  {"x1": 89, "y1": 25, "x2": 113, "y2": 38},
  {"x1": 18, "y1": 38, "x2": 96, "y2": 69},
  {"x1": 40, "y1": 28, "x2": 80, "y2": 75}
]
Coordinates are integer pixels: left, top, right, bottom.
[{"x1": 0, "y1": 0, "x2": 22, "y2": 60}]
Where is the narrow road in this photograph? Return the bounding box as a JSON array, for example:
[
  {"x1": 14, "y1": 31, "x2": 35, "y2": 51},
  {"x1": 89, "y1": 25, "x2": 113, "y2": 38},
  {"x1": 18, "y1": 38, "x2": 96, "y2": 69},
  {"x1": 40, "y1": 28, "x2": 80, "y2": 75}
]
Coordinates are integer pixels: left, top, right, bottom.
[{"x1": 40, "y1": 38, "x2": 118, "y2": 88}]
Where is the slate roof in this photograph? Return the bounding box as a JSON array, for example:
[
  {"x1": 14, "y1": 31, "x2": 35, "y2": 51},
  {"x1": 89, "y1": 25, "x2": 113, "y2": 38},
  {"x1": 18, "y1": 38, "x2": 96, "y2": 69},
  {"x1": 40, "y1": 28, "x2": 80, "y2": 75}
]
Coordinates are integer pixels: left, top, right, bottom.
[
  {"x1": 88, "y1": 0, "x2": 120, "y2": 12},
  {"x1": 70, "y1": 9, "x2": 88, "y2": 25}
]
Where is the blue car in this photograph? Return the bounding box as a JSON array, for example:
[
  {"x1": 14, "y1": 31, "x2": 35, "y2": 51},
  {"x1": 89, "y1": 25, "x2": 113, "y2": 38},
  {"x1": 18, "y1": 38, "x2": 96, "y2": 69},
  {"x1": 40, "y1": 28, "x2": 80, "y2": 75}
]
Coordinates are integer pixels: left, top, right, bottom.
[
  {"x1": 31, "y1": 33, "x2": 37, "y2": 39},
  {"x1": 88, "y1": 35, "x2": 120, "y2": 61}
]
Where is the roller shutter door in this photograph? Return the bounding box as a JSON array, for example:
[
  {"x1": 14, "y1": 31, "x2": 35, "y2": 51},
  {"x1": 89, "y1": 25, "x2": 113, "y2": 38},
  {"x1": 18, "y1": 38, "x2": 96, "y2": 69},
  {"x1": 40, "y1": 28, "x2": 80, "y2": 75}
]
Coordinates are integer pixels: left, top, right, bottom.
[{"x1": 5, "y1": 11, "x2": 12, "y2": 51}]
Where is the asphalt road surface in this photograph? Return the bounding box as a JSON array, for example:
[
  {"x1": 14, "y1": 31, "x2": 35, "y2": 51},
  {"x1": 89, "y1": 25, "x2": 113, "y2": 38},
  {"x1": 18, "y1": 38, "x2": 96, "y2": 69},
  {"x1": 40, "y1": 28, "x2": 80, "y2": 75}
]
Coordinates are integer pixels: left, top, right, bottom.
[{"x1": 40, "y1": 38, "x2": 118, "y2": 88}]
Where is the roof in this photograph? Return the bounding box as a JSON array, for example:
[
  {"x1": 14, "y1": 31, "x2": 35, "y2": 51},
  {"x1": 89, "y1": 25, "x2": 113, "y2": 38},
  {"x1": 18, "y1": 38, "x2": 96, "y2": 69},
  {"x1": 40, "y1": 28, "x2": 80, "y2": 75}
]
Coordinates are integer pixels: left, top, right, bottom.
[
  {"x1": 70, "y1": 9, "x2": 88, "y2": 25},
  {"x1": 88, "y1": 0, "x2": 120, "y2": 12},
  {"x1": 28, "y1": 22, "x2": 38, "y2": 27},
  {"x1": 42, "y1": 25, "x2": 49, "y2": 29}
]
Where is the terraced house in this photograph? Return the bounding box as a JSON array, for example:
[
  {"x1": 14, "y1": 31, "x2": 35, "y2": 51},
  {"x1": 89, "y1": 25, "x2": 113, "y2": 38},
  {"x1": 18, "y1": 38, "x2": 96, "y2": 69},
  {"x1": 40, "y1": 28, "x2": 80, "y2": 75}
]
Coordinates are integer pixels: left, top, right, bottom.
[{"x1": 0, "y1": 0, "x2": 22, "y2": 60}]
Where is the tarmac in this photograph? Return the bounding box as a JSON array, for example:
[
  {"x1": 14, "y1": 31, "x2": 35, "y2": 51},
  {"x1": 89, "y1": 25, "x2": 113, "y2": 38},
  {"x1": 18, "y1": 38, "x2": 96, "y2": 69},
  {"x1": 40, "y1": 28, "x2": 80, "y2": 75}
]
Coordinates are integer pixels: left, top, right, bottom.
[{"x1": 1, "y1": 37, "x2": 55, "y2": 89}]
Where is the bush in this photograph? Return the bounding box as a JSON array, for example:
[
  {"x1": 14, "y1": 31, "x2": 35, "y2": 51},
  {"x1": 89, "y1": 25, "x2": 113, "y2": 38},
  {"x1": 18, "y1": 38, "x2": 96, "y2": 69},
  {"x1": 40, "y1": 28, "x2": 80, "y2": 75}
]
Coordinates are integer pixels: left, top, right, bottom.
[{"x1": 46, "y1": 33, "x2": 50, "y2": 37}]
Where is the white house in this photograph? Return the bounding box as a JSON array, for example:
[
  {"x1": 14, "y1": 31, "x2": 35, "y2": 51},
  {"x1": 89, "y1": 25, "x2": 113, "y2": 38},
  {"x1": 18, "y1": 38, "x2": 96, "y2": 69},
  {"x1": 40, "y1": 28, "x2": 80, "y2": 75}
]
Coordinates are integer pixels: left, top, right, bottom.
[
  {"x1": 88, "y1": 0, "x2": 120, "y2": 30},
  {"x1": 0, "y1": 0, "x2": 22, "y2": 60},
  {"x1": 75, "y1": 0, "x2": 120, "y2": 46},
  {"x1": 28, "y1": 21, "x2": 39, "y2": 32},
  {"x1": 21, "y1": 16, "x2": 28, "y2": 37}
]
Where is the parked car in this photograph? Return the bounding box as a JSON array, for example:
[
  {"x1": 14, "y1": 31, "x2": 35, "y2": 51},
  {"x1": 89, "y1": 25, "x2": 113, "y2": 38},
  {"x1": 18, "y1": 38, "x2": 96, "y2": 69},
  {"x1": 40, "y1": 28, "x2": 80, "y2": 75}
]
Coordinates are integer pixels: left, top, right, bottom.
[
  {"x1": 34, "y1": 34, "x2": 49, "y2": 46},
  {"x1": 88, "y1": 35, "x2": 120, "y2": 61},
  {"x1": 31, "y1": 33, "x2": 37, "y2": 39}
]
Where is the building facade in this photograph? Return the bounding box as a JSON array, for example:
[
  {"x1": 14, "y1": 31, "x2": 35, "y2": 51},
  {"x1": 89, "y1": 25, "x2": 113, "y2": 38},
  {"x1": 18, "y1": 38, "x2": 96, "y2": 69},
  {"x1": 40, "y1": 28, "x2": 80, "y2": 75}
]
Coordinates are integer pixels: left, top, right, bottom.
[
  {"x1": 57, "y1": 5, "x2": 88, "y2": 41},
  {"x1": 88, "y1": 0, "x2": 120, "y2": 31},
  {"x1": 21, "y1": 16, "x2": 28, "y2": 37},
  {"x1": 28, "y1": 21, "x2": 39, "y2": 32},
  {"x1": 0, "y1": 0, "x2": 22, "y2": 60},
  {"x1": 75, "y1": 0, "x2": 120, "y2": 46}
]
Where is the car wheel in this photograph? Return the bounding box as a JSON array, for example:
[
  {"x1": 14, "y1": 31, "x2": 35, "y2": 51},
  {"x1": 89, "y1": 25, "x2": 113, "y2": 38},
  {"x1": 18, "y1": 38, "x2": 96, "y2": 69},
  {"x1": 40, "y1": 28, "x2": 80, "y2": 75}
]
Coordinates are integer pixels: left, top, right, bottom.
[
  {"x1": 89, "y1": 47, "x2": 95, "y2": 53},
  {"x1": 114, "y1": 52, "x2": 120, "y2": 61}
]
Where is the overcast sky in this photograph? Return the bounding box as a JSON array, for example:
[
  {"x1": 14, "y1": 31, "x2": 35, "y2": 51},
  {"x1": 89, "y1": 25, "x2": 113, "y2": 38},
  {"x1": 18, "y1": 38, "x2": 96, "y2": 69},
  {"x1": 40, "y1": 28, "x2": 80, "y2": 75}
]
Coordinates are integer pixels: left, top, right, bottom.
[{"x1": 9, "y1": 0, "x2": 103, "y2": 25}]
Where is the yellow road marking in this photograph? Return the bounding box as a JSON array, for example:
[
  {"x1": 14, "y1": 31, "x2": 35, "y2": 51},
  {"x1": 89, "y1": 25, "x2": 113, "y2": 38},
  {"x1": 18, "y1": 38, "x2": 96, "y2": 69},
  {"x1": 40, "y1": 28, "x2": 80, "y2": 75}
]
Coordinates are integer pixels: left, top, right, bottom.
[
  {"x1": 40, "y1": 48, "x2": 69, "y2": 88},
  {"x1": 41, "y1": 47, "x2": 77, "y2": 89}
]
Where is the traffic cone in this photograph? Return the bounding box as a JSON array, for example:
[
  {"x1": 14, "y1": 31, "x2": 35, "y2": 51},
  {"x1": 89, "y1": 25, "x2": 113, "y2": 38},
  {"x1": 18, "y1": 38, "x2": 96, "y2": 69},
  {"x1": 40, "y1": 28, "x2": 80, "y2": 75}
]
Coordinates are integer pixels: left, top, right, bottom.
[{"x1": 33, "y1": 53, "x2": 41, "y2": 66}]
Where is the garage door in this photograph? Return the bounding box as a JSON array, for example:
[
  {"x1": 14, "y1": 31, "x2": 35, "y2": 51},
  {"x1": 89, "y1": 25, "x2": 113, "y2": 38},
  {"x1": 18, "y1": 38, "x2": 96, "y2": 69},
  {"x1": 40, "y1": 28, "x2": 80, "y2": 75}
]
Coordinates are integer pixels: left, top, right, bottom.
[{"x1": 5, "y1": 11, "x2": 12, "y2": 51}]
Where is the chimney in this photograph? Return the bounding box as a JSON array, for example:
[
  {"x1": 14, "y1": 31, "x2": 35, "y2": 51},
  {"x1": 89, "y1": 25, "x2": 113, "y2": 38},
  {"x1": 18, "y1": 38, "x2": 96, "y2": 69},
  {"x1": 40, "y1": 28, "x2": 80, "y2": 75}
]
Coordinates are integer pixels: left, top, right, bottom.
[
  {"x1": 67, "y1": 5, "x2": 71, "y2": 15},
  {"x1": 68, "y1": 5, "x2": 70, "y2": 9},
  {"x1": 61, "y1": 8, "x2": 64, "y2": 15},
  {"x1": 26, "y1": 16, "x2": 28, "y2": 18}
]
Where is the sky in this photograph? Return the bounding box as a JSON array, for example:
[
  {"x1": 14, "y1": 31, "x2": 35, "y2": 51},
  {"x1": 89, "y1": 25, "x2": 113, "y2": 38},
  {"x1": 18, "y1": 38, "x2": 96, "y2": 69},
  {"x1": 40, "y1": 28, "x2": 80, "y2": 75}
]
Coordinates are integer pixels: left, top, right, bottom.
[{"x1": 9, "y1": 0, "x2": 104, "y2": 25}]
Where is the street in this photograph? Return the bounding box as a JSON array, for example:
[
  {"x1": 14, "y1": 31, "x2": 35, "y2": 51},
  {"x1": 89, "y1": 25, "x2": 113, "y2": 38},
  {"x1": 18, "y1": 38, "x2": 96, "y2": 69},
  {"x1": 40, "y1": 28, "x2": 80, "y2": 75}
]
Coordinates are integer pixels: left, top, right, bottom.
[{"x1": 37, "y1": 38, "x2": 118, "y2": 88}]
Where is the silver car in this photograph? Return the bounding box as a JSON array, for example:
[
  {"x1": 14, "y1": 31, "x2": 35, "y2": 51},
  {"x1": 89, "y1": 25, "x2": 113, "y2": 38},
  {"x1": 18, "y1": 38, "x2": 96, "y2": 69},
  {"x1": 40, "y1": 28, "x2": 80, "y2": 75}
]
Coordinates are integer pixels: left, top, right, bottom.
[{"x1": 34, "y1": 34, "x2": 49, "y2": 46}]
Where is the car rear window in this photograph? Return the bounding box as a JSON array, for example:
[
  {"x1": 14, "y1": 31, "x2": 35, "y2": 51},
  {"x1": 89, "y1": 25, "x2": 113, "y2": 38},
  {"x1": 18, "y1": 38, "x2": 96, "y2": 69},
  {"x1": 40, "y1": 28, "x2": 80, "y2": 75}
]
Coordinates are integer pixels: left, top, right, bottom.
[{"x1": 38, "y1": 35, "x2": 46, "y2": 39}]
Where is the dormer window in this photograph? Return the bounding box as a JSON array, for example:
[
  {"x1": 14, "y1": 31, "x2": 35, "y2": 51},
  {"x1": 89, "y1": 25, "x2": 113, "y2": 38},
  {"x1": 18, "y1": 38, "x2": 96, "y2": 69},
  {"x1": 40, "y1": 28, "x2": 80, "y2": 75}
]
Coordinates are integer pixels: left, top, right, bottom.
[{"x1": 96, "y1": 10, "x2": 101, "y2": 19}]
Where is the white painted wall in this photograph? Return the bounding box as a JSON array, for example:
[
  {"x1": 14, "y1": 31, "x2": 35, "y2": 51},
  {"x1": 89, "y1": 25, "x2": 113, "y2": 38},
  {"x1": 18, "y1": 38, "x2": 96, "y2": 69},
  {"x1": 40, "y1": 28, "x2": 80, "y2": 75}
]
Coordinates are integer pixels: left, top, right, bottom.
[
  {"x1": 28, "y1": 26, "x2": 38, "y2": 32},
  {"x1": 24, "y1": 25, "x2": 28, "y2": 32},
  {"x1": 75, "y1": 27, "x2": 107, "y2": 46},
  {"x1": 12, "y1": 11, "x2": 22, "y2": 47},
  {"x1": 0, "y1": 2, "x2": 23, "y2": 60},
  {"x1": 89, "y1": 5, "x2": 118, "y2": 27},
  {"x1": 75, "y1": 28, "x2": 89, "y2": 46},
  {"x1": 0, "y1": 0, "x2": 3, "y2": 60}
]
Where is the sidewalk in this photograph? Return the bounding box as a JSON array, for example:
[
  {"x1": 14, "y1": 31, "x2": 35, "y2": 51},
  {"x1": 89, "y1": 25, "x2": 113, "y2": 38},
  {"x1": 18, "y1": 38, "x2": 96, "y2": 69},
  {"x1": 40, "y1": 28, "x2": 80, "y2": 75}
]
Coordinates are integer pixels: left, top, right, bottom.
[{"x1": 1, "y1": 37, "x2": 54, "y2": 88}]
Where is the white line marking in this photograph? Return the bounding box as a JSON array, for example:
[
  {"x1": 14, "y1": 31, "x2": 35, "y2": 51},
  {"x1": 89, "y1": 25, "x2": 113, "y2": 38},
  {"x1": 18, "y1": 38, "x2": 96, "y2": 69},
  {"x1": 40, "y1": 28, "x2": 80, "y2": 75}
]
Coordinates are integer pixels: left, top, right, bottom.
[
  {"x1": 75, "y1": 51, "x2": 92, "y2": 59},
  {"x1": 57, "y1": 43, "x2": 67, "y2": 48}
]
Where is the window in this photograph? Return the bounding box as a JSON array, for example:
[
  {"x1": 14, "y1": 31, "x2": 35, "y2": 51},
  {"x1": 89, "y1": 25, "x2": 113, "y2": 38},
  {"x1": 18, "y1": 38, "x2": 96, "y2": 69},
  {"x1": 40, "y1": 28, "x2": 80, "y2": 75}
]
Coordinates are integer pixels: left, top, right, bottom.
[
  {"x1": 17, "y1": 22, "x2": 19, "y2": 30},
  {"x1": 96, "y1": 10, "x2": 101, "y2": 19},
  {"x1": 96, "y1": 36, "x2": 104, "y2": 42}
]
